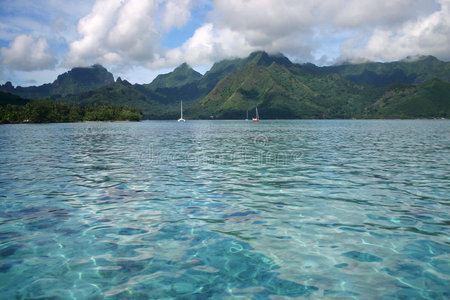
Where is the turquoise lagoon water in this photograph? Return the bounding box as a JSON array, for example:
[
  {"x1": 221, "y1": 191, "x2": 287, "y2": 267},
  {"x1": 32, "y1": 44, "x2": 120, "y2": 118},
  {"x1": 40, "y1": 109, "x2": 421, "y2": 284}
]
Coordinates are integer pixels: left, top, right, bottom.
[{"x1": 0, "y1": 120, "x2": 449, "y2": 299}]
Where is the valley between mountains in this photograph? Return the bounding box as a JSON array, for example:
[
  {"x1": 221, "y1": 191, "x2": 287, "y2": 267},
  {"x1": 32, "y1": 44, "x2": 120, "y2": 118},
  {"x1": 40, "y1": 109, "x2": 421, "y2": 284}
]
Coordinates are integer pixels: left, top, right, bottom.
[{"x1": 1, "y1": 51, "x2": 449, "y2": 120}]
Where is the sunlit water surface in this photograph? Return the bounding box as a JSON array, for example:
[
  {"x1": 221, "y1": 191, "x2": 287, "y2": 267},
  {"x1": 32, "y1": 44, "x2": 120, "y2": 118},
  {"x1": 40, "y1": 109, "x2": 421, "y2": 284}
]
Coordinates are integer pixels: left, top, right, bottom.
[{"x1": 0, "y1": 120, "x2": 449, "y2": 299}]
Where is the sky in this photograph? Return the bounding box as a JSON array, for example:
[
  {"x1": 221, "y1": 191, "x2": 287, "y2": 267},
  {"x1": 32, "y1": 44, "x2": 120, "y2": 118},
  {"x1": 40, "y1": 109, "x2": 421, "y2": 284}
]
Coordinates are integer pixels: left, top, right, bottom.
[{"x1": 1, "y1": 0, "x2": 449, "y2": 86}]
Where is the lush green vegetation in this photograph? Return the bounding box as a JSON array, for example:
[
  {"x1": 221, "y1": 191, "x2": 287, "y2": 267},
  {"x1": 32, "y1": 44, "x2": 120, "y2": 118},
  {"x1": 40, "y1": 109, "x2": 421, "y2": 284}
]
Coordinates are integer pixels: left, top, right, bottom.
[
  {"x1": 146, "y1": 63, "x2": 202, "y2": 89},
  {"x1": 304, "y1": 55, "x2": 450, "y2": 87},
  {"x1": 50, "y1": 56, "x2": 258, "y2": 118},
  {"x1": 0, "y1": 91, "x2": 31, "y2": 106},
  {"x1": 0, "y1": 98, "x2": 142, "y2": 124},
  {"x1": 187, "y1": 52, "x2": 449, "y2": 119},
  {"x1": 187, "y1": 60, "x2": 381, "y2": 119},
  {"x1": 363, "y1": 79, "x2": 450, "y2": 118},
  {"x1": 56, "y1": 78, "x2": 186, "y2": 119},
  {"x1": 1, "y1": 51, "x2": 449, "y2": 120}
]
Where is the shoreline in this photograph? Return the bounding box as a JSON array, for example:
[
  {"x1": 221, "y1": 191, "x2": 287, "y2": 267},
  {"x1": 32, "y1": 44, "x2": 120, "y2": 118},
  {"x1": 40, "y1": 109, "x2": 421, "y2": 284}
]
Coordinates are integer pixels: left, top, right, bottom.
[{"x1": 2, "y1": 118, "x2": 447, "y2": 125}]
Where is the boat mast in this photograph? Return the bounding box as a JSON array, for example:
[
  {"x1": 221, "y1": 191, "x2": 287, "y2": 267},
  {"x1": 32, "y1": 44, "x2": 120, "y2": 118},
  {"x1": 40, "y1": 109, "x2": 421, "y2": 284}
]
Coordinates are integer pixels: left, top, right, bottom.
[
  {"x1": 178, "y1": 100, "x2": 185, "y2": 122},
  {"x1": 180, "y1": 100, "x2": 183, "y2": 119}
]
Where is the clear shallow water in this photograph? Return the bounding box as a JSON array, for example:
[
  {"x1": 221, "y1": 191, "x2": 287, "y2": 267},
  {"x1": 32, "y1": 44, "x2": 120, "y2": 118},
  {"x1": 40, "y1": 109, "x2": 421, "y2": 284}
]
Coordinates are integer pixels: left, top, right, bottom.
[{"x1": 0, "y1": 120, "x2": 449, "y2": 299}]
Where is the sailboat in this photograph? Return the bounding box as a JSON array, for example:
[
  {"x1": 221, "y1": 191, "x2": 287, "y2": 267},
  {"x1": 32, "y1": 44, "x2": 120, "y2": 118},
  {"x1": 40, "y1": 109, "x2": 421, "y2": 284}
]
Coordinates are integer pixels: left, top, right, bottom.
[
  {"x1": 177, "y1": 100, "x2": 185, "y2": 122},
  {"x1": 252, "y1": 107, "x2": 260, "y2": 122},
  {"x1": 245, "y1": 110, "x2": 249, "y2": 121}
]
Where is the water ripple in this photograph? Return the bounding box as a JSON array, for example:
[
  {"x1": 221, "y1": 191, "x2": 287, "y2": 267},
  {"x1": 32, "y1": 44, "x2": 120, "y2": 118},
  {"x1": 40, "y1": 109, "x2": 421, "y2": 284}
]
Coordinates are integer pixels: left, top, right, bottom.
[{"x1": 0, "y1": 120, "x2": 449, "y2": 299}]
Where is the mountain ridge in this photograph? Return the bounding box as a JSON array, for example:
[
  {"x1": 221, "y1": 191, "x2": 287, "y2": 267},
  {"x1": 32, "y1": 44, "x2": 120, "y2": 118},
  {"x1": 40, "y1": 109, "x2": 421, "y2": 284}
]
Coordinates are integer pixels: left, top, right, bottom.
[
  {"x1": 145, "y1": 63, "x2": 202, "y2": 89},
  {"x1": 0, "y1": 64, "x2": 115, "y2": 99},
  {"x1": 1, "y1": 51, "x2": 449, "y2": 119},
  {"x1": 303, "y1": 55, "x2": 450, "y2": 87}
]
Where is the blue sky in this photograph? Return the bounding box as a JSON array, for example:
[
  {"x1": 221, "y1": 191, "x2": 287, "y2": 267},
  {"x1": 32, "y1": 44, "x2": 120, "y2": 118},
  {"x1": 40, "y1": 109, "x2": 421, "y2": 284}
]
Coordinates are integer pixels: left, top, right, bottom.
[
  {"x1": 1, "y1": 0, "x2": 449, "y2": 86},
  {"x1": 161, "y1": 1, "x2": 211, "y2": 48}
]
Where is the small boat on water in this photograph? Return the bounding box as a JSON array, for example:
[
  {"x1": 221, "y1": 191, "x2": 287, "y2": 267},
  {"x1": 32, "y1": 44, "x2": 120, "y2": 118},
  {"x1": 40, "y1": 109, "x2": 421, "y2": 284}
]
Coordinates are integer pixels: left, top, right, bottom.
[
  {"x1": 177, "y1": 100, "x2": 185, "y2": 122},
  {"x1": 252, "y1": 107, "x2": 260, "y2": 122},
  {"x1": 245, "y1": 109, "x2": 249, "y2": 121}
]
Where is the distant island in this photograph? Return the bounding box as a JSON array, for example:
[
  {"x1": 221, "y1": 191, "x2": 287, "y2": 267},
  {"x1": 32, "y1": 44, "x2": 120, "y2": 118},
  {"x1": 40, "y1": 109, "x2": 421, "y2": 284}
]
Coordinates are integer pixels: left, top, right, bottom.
[{"x1": 1, "y1": 51, "x2": 449, "y2": 121}]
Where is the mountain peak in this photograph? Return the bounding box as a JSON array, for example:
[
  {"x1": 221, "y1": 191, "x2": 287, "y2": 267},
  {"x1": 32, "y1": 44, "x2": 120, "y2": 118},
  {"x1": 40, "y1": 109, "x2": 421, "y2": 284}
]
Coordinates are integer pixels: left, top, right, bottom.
[
  {"x1": 401, "y1": 55, "x2": 439, "y2": 63},
  {"x1": 147, "y1": 63, "x2": 202, "y2": 89},
  {"x1": 56, "y1": 65, "x2": 114, "y2": 85},
  {"x1": 52, "y1": 64, "x2": 114, "y2": 95},
  {"x1": 3, "y1": 81, "x2": 14, "y2": 90},
  {"x1": 116, "y1": 77, "x2": 132, "y2": 86},
  {"x1": 248, "y1": 51, "x2": 292, "y2": 66},
  {"x1": 248, "y1": 50, "x2": 268, "y2": 59},
  {"x1": 175, "y1": 62, "x2": 191, "y2": 70},
  {"x1": 92, "y1": 63, "x2": 106, "y2": 69},
  {"x1": 0, "y1": 64, "x2": 115, "y2": 98}
]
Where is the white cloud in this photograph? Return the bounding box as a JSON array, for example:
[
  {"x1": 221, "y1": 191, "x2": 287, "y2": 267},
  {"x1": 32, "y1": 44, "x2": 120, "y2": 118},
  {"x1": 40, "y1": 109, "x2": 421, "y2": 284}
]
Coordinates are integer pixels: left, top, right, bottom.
[
  {"x1": 207, "y1": 0, "x2": 317, "y2": 57},
  {"x1": 170, "y1": 0, "x2": 447, "y2": 65},
  {"x1": 180, "y1": 23, "x2": 256, "y2": 65},
  {"x1": 162, "y1": 0, "x2": 193, "y2": 30},
  {"x1": 328, "y1": 0, "x2": 438, "y2": 28},
  {"x1": 3, "y1": 0, "x2": 450, "y2": 85},
  {"x1": 65, "y1": 0, "x2": 198, "y2": 69},
  {"x1": 148, "y1": 21, "x2": 257, "y2": 67},
  {"x1": 107, "y1": 0, "x2": 160, "y2": 60},
  {"x1": 1, "y1": 34, "x2": 56, "y2": 71},
  {"x1": 63, "y1": 0, "x2": 450, "y2": 73},
  {"x1": 65, "y1": 0, "x2": 257, "y2": 68},
  {"x1": 340, "y1": 0, "x2": 450, "y2": 61},
  {"x1": 65, "y1": 0, "x2": 161, "y2": 67}
]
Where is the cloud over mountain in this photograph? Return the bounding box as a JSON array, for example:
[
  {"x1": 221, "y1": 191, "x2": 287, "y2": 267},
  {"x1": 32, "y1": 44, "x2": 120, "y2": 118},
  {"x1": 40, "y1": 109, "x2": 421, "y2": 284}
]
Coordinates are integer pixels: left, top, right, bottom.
[
  {"x1": 340, "y1": 0, "x2": 450, "y2": 61},
  {"x1": 65, "y1": 0, "x2": 194, "y2": 68},
  {"x1": 176, "y1": 0, "x2": 446, "y2": 64},
  {"x1": 1, "y1": 0, "x2": 450, "y2": 85},
  {"x1": 65, "y1": 0, "x2": 160, "y2": 67},
  {"x1": 64, "y1": 0, "x2": 450, "y2": 68}
]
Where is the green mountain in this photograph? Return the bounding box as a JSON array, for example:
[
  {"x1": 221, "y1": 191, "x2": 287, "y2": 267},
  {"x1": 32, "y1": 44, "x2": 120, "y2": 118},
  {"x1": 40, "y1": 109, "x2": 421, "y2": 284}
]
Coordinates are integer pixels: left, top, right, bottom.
[
  {"x1": 0, "y1": 91, "x2": 31, "y2": 106},
  {"x1": 146, "y1": 63, "x2": 202, "y2": 89},
  {"x1": 57, "y1": 78, "x2": 164, "y2": 119},
  {"x1": 138, "y1": 63, "x2": 203, "y2": 105},
  {"x1": 198, "y1": 51, "x2": 292, "y2": 92},
  {"x1": 54, "y1": 52, "x2": 296, "y2": 118},
  {"x1": 51, "y1": 64, "x2": 115, "y2": 96},
  {"x1": 188, "y1": 57, "x2": 379, "y2": 119},
  {"x1": 365, "y1": 79, "x2": 450, "y2": 118},
  {"x1": 304, "y1": 55, "x2": 450, "y2": 87},
  {"x1": 188, "y1": 52, "x2": 449, "y2": 119},
  {"x1": 1, "y1": 51, "x2": 449, "y2": 120},
  {"x1": 0, "y1": 64, "x2": 114, "y2": 98},
  {"x1": 138, "y1": 52, "x2": 292, "y2": 105}
]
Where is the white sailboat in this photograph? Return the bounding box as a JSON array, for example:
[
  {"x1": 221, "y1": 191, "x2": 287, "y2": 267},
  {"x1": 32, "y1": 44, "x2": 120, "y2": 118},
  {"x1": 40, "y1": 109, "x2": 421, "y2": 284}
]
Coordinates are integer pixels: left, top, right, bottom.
[
  {"x1": 177, "y1": 100, "x2": 185, "y2": 122},
  {"x1": 245, "y1": 110, "x2": 249, "y2": 121},
  {"x1": 252, "y1": 107, "x2": 260, "y2": 122}
]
